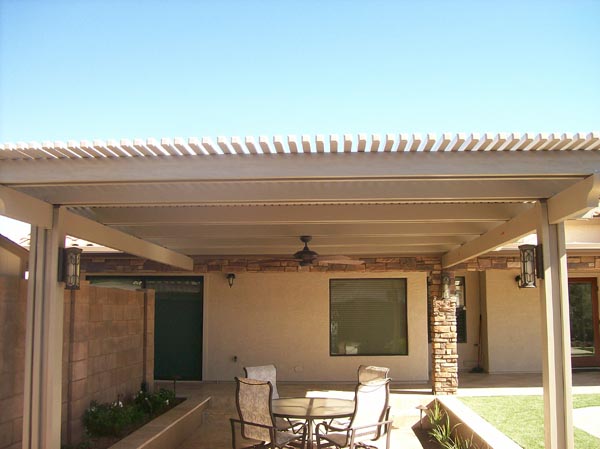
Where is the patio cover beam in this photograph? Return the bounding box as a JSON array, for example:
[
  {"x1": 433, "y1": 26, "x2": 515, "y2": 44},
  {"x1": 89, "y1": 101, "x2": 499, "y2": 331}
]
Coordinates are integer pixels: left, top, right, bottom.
[
  {"x1": 442, "y1": 174, "x2": 600, "y2": 268},
  {"x1": 441, "y1": 203, "x2": 539, "y2": 268},
  {"x1": 0, "y1": 186, "x2": 193, "y2": 270},
  {"x1": 62, "y1": 210, "x2": 193, "y2": 271},
  {"x1": 2, "y1": 151, "x2": 599, "y2": 184},
  {"x1": 84, "y1": 203, "x2": 534, "y2": 225},
  {"x1": 0, "y1": 185, "x2": 53, "y2": 228},
  {"x1": 114, "y1": 222, "x2": 502, "y2": 238},
  {"x1": 547, "y1": 174, "x2": 600, "y2": 224}
]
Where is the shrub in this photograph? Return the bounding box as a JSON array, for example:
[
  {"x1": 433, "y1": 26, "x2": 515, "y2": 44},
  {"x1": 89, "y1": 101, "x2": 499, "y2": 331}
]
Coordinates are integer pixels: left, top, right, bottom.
[
  {"x1": 426, "y1": 400, "x2": 479, "y2": 449},
  {"x1": 61, "y1": 440, "x2": 91, "y2": 449},
  {"x1": 83, "y1": 389, "x2": 175, "y2": 438},
  {"x1": 134, "y1": 388, "x2": 175, "y2": 416}
]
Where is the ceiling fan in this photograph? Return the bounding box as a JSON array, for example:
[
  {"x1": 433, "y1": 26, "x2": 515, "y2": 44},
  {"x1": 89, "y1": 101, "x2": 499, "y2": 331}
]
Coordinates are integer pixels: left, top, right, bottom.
[{"x1": 292, "y1": 235, "x2": 364, "y2": 266}]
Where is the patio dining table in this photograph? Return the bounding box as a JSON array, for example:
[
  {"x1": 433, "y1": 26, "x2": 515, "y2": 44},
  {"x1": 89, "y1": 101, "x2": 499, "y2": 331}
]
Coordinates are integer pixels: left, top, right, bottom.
[{"x1": 272, "y1": 397, "x2": 355, "y2": 449}]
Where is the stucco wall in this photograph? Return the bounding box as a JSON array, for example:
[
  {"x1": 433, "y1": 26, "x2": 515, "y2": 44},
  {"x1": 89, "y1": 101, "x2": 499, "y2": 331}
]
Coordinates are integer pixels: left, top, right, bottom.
[
  {"x1": 483, "y1": 270, "x2": 542, "y2": 373},
  {"x1": 202, "y1": 271, "x2": 429, "y2": 382},
  {"x1": 456, "y1": 271, "x2": 482, "y2": 371},
  {"x1": 0, "y1": 251, "x2": 21, "y2": 277}
]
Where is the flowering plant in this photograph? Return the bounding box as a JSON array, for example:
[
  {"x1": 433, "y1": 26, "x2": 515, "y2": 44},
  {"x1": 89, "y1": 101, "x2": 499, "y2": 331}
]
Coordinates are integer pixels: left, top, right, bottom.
[{"x1": 83, "y1": 389, "x2": 176, "y2": 437}]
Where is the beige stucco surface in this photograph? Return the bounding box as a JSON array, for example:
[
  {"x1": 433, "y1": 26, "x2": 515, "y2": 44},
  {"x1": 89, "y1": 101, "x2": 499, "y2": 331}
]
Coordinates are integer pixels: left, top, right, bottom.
[
  {"x1": 456, "y1": 271, "x2": 482, "y2": 371},
  {"x1": 483, "y1": 270, "x2": 542, "y2": 373},
  {"x1": 202, "y1": 271, "x2": 429, "y2": 382},
  {"x1": 0, "y1": 247, "x2": 22, "y2": 276}
]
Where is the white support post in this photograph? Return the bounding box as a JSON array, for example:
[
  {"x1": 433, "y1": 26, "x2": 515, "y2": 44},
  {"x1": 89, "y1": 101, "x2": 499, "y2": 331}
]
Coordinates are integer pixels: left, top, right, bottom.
[
  {"x1": 537, "y1": 201, "x2": 574, "y2": 449},
  {"x1": 22, "y1": 208, "x2": 66, "y2": 449}
]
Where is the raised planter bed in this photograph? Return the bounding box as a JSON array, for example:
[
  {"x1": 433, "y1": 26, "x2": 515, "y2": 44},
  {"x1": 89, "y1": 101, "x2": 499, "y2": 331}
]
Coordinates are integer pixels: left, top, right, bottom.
[
  {"x1": 419, "y1": 396, "x2": 521, "y2": 449},
  {"x1": 108, "y1": 395, "x2": 210, "y2": 449}
]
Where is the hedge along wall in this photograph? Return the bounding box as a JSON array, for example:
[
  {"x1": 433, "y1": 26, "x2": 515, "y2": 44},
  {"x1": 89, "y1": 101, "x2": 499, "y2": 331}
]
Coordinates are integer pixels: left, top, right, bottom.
[{"x1": 0, "y1": 277, "x2": 154, "y2": 449}]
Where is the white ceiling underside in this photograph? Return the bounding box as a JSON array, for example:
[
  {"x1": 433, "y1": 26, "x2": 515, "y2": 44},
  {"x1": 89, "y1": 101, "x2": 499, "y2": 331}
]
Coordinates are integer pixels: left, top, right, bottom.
[{"x1": 1, "y1": 132, "x2": 599, "y2": 263}]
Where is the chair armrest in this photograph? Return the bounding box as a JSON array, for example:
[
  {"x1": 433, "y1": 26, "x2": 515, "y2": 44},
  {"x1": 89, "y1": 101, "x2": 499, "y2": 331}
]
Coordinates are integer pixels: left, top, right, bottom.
[
  {"x1": 315, "y1": 420, "x2": 349, "y2": 435},
  {"x1": 347, "y1": 418, "x2": 393, "y2": 444},
  {"x1": 287, "y1": 419, "x2": 307, "y2": 434},
  {"x1": 230, "y1": 417, "x2": 274, "y2": 430},
  {"x1": 348, "y1": 418, "x2": 393, "y2": 433}
]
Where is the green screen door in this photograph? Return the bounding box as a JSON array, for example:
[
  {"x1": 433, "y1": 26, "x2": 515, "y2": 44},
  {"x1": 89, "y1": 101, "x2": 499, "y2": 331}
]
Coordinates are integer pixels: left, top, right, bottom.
[{"x1": 148, "y1": 278, "x2": 203, "y2": 380}]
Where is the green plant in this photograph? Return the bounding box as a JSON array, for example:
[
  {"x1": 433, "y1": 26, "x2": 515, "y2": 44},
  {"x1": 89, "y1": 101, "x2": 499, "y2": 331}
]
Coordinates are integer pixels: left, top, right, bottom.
[
  {"x1": 427, "y1": 400, "x2": 479, "y2": 449},
  {"x1": 429, "y1": 415, "x2": 458, "y2": 448},
  {"x1": 83, "y1": 399, "x2": 143, "y2": 437},
  {"x1": 427, "y1": 400, "x2": 446, "y2": 427},
  {"x1": 61, "y1": 438, "x2": 91, "y2": 449},
  {"x1": 83, "y1": 389, "x2": 175, "y2": 438},
  {"x1": 453, "y1": 433, "x2": 477, "y2": 449},
  {"x1": 134, "y1": 388, "x2": 175, "y2": 416}
]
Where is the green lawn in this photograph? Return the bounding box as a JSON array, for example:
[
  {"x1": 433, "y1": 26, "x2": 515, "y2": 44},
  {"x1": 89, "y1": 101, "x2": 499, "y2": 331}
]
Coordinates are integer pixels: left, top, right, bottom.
[{"x1": 459, "y1": 394, "x2": 600, "y2": 449}]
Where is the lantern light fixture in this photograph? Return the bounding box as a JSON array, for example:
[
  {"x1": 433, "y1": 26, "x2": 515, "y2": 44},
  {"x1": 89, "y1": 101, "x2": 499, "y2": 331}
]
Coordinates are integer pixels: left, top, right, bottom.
[
  {"x1": 516, "y1": 244, "x2": 544, "y2": 288},
  {"x1": 58, "y1": 247, "x2": 82, "y2": 290}
]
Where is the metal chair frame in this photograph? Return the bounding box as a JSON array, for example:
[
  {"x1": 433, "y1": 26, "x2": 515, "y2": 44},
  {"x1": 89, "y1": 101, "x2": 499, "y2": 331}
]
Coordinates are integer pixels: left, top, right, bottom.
[
  {"x1": 230, "y1": 377, "x2": 306, "y2": 449},
  {"x1": 315, "y1": 379, "x2": 392, "y2": 449}
]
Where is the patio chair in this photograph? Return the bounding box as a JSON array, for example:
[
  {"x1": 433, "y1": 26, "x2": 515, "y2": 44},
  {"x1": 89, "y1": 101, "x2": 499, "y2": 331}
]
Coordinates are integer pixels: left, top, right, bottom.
[
  {"x1": 244, "y1": 364, "x2": 280, "y2": 399},
  {"x1": 315, "y1": 379, "x2": 392, "y2": 449},
  {"x1": 357, "y1": 365, "x2": 390, "y2": 384},
  {"x1": 323, "y1": 365, "x2": 391, "y2": 431},
  {"x1": 230, "y1": 377, "x2": 306, "y2": 449},
  {"x1": 244, "y1": 363, "x2": 305, "y2": 433}
]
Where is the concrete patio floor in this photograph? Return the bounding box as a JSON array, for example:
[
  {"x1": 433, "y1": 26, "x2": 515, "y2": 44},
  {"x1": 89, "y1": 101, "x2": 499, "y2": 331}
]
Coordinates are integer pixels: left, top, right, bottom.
[{"x1": 163, "y1": 371, "x2": 600, "y2": 449}]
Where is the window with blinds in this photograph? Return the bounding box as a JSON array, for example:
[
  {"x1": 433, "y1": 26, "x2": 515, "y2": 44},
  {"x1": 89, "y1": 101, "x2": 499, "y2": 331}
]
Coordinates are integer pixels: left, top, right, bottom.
[{"x1": 329, "y1": 278, "x2": 408, "y2": 356}]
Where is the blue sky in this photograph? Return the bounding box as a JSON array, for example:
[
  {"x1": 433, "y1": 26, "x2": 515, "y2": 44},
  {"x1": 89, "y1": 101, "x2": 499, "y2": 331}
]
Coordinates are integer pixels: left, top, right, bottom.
[{"x1": 1, "y1": 0, "x2": 599, "y2": 142}]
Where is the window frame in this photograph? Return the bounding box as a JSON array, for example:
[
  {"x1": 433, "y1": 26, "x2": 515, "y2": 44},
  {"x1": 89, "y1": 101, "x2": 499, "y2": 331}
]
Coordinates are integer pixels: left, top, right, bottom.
[{"x1": 328, "y1": 277, "x2": 409, "y2": 357}]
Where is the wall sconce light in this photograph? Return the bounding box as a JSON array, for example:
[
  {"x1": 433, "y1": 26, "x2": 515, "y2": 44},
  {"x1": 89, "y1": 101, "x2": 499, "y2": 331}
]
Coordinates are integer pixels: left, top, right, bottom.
[
  {"x1": 441, "y1": 274, "x2": 451, "y2": 299},
  {"x1": 58, "y1": 247, "x2": 82, "y2": 290},
  {"x1": 516, "y1": 244, "x2": 544, "y2": 288},
  {"x1": 226, "y1": 273, "x2": 236, "y2": 288},
  {"x1": 455, "y1": 278, "x2": 465, "y2": 309}
]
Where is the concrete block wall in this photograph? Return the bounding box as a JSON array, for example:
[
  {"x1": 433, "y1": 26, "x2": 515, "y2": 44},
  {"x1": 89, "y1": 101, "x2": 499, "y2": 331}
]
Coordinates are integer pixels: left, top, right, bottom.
[
  {"x1": 0, "y1": 277, "x2": 26, "y2": 449},
  {"x1": 0, "y1": 275, "x2": 154, "y2": 448},
  {"x1": 62, "y1": 282, "x2": 154, "y2": 445}
]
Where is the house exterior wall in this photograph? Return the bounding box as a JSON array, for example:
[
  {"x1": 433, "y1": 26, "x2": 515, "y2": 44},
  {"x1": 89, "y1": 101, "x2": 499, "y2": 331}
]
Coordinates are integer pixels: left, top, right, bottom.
[
  {"x1": 80, "y1": 252, "x2": 600, "y2": 381},
  {"x1": 455, "y1": 271, "x2": 482, "y2": 371},
  {"x1": 481, "y1": 266, "x2": 600, "y2": 374},
  {"x1": 202, "y1": 271, "x2": 430, "y2": 382},
  {"x1": 0, "y1": 251, "x2": 21, "y2": 277},
  {"x1": 483, "y1": 270, "x2": 542, "y2": 373}
]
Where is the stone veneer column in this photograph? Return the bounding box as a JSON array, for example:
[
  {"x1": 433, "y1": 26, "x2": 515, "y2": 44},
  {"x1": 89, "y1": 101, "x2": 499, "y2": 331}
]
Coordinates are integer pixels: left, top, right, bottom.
[{"x1": 431, "y1": 271, "x2": 458, "y2": 395}]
